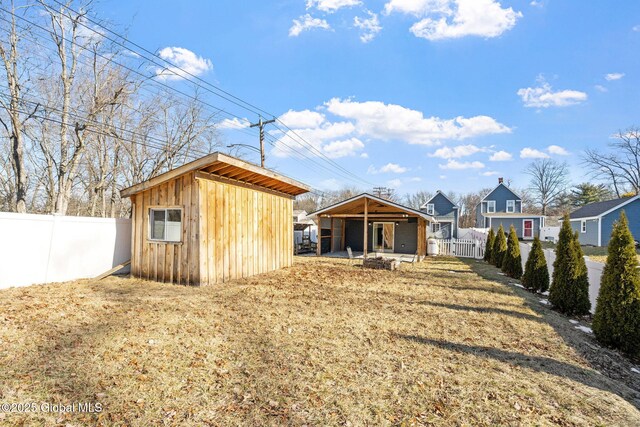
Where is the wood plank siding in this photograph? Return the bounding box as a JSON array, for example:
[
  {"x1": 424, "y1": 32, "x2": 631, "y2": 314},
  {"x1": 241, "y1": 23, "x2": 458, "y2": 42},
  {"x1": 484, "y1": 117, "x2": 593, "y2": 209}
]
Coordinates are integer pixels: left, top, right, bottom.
[{"x1": 129, "y1": 171, "x2": 294, "y2": 285}]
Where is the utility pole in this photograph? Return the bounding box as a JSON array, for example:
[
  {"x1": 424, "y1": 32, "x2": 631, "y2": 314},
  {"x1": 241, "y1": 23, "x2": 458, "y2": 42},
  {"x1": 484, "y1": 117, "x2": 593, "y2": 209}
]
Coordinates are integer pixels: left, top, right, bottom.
[{"x1": 249, "y1": 116, "x2": 276, "y2": 167}]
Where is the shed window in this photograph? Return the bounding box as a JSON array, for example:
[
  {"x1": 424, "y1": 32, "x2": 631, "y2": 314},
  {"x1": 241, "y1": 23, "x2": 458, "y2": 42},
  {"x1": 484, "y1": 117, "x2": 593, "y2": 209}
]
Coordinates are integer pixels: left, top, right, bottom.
[
  {"x1": 149, "y1": 208, "x2": 182, "y2": 242},
  {"x1": 426, "y1": 203, "x2": 435, "y2": 215},
  {"x1": 506, "y1": 200, "x2": 515, "y2": 213},
  {"x1": 487, "y1": 201, "x2": 496, "y2": 213},
  {"x1": 581, "y1": 220, "x2": 586, "y2": 233}
]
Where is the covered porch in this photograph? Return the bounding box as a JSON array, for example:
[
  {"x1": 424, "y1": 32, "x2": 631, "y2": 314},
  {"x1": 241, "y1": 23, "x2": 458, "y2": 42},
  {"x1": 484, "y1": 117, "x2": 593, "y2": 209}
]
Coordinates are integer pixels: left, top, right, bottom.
[{"x1": 310, "y1": 193, "x2": 435, "y2": 260}]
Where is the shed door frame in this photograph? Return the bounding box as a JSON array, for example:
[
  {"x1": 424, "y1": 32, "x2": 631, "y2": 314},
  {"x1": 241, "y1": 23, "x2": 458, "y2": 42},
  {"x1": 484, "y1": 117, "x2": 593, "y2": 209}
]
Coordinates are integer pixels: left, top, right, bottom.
[
  {"x1": 523, "y1": 219, "x2": 534, "y2": 240},
  {"x1": 373, "y1": 222, "x2": 394, "y2": 252}
]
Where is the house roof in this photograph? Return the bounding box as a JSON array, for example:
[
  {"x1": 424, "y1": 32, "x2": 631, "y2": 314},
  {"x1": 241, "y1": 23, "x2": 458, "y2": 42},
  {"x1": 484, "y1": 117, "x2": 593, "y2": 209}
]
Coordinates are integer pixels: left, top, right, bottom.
[
  {"x1": 309, "y1": 193, "x2": 436, "y2": 222},
  {"x1": 121, "y1": 152, "x2": 312, "y2": 198},
  {"x1": 421, "y1": 190, "x2": 459, "y2": 209},
  {"x1": 476, "y1": 182, "x2": 523, "y2": 207},
  {"x1": 569, "y1": 196, "x2": 640, "y2": 219}
]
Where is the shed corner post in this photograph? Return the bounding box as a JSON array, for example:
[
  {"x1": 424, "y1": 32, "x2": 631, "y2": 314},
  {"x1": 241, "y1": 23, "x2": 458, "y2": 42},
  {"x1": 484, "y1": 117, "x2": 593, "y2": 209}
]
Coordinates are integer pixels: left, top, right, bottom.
[
  {"x1": 316, "y1": 216, "x2": 322, "y2": 256},
  {"x1": 363, "y1": 197, "x2": 368, "y2": 259}
]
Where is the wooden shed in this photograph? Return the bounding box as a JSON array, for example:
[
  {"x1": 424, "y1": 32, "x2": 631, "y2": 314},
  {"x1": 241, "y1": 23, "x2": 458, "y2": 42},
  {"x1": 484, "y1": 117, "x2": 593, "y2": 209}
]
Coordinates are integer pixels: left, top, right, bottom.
[{"x1": 120, "y1": 152, "x2": 311, "y2": 285}]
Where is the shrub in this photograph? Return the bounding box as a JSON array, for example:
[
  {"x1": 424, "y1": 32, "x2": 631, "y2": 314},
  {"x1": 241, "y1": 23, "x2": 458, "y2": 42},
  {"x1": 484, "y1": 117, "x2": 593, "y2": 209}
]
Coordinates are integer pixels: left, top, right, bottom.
[
  {"x1": 502, "y1": 225, "x2": 523, "y2": 279},
  {"x1": 593, "y1": 211, "x2": 640, "y2": 358},
  {"x1": 522, "y1": 237, "x2": 549, "y2": 293},
  {"x1": 491, "y1": 224, "x2": 507, "y2": 268},
  {"x1": 484, "y1": 228, "x2": 495, "y2": 262},
  {"x1": 549, "y1": 215, "x2": 591, "y2": 315}
]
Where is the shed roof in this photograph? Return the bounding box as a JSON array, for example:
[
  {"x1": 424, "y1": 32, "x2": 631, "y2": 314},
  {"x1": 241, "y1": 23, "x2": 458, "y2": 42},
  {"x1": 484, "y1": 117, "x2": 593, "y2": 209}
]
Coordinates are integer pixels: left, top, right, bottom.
[
  {"x1": 121, "y1": 152, "x2": 312, "y2": 198},
  {"x1": 309, "y1": 193, "x2": 435, "y2": 222},
  {"x1": 569, "y1": 196, "x2": 639, "y2": 219}
]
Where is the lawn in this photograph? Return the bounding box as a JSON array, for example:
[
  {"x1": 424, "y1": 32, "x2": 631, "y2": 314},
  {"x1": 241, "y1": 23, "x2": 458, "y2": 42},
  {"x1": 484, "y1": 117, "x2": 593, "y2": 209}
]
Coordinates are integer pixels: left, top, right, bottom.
[{"x1": 1, "y1": 256, "x2": 639, "y2": 426}]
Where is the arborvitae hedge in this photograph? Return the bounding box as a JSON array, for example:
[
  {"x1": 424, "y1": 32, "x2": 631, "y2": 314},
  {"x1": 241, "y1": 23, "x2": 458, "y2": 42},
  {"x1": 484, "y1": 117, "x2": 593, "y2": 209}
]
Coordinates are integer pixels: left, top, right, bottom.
[
  {"x1": 484, "y1": 228, "x2": 495, "y2": 262},
  {"x1": 593, "y1": 211, "x2": 640, "y2": 358},
  {"x1": 502, "y1": 225, "x2": 523, "y2": 279},
  {"x1": 549, "y1": 215, "x2": 591, "y2": 315},
  {"x1": 491, "y1": 224, "x2": 507, "y2": 268},
  {"x1": 522, "y1": 237, "x2": 549, "y2": 293}
]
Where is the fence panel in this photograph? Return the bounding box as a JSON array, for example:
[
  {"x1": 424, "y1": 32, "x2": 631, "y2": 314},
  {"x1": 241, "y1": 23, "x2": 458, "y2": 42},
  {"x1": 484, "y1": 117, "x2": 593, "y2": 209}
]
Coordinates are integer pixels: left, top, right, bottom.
[
  {"x1": 435, "y1": 238, "x2": 483, "y2": 259},
  {"x1": 0, "y1": 212, "x2": 131, "y2": 289}
]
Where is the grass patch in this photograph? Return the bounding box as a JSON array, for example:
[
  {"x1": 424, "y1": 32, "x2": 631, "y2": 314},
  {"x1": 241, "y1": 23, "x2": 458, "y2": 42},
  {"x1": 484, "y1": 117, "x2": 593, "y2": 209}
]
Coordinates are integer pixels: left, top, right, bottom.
[{"x1": 0, "y1": 256, "x2": 639, "y2": 426}]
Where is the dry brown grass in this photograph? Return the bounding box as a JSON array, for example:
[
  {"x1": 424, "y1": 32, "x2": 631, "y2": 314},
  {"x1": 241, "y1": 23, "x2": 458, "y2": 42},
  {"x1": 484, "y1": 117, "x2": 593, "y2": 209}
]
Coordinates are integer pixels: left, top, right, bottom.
[{"x1": 1, "y1": 256, "x2": 639, "y2": 426}]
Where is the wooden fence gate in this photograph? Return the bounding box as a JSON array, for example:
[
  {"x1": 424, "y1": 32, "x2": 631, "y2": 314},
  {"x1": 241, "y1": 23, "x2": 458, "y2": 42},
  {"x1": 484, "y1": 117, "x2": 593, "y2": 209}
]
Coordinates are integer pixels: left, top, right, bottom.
[{"x1": 436, "y1": 238, "x2": 484, "y2": 259}]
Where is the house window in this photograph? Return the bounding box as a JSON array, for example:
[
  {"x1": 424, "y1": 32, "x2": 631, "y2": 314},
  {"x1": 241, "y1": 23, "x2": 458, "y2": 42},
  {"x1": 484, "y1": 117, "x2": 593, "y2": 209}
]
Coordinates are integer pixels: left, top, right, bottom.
[
  {"x1": 431, "y1": 223, "x2": 441, "y2": 233},
  {"x1": 149, "y1": 208, "x2": 182, "y2": 242},
  {"x1": 426, "y1": 203, "x2": 435, "y2": 215},
  {"x1": 487, "y1": 201, "x2": 496, "y2": 213},
  {"x1": 506, "y1": 200, "x2": 515, "y2": 213},
  {"x1": 581, "y1": 220, "x2": 586, "y2": 234}
]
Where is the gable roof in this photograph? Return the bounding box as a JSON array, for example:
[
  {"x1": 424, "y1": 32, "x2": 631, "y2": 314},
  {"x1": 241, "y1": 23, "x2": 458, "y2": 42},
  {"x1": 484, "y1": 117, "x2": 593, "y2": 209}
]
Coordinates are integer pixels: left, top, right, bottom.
[
  {"x1": 569, "y1": 195, "x2": 640, "y2": 219},
  {"x1": 121, "y1": 152, "x2": 311, "y2": 198},
  {"x1": 478, "y1": 182, "x2": 522, "y2": 206},
  {"x1": 421, "y1": 190, "x2": 459, "y2": 209},
  {"x1": 310, "y1": 193, "x2": 436, "y2": 222}
]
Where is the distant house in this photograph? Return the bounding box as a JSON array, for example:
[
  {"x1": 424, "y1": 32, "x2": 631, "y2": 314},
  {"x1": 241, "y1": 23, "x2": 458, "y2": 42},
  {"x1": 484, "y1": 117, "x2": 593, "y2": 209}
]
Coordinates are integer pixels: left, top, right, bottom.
[
  {"x1": 310, "y1": 193, "x2": 435, "y2": 258},
  {"x1": 569, "y1": 195, "x2": 640, "y2": 246},
  {"x1": 475, "y1": 178, "x2": 545, "y2": 240},
  {"x1": 421, "y1": 190, "x2": 459, "y2": 239}
]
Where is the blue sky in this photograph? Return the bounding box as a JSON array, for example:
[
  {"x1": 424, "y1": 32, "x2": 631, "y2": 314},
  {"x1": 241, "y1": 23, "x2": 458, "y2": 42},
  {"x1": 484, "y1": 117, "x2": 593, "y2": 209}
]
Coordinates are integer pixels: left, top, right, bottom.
[{"x1": 96, "y1": 0, "x2": 640, "y2": 194}]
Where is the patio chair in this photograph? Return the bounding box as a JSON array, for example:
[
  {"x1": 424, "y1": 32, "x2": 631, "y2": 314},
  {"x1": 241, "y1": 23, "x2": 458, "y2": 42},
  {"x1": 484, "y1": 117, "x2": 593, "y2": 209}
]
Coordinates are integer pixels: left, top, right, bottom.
[{"x1": 346, "y1": 246, "x2": 355, "y2": 265}]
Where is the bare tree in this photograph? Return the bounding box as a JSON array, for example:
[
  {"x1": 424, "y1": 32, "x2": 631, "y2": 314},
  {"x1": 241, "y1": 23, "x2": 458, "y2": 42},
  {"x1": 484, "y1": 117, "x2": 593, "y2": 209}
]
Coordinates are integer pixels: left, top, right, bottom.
[
  {"x1": 525, "y1": 159, "x2": 569, "y2": 215},
  {"x1": 456, "y1": 188, "x2": 491, "y2": 228},
  {"x1": 582, "y1": 128, "x2": 640, "y2": 197},
  {"x1": 0, "y1": 1, "x2": 39, "y2": 212},
  {"x1": 404, "y1": 190, "x2": 432, "y2": 210}
]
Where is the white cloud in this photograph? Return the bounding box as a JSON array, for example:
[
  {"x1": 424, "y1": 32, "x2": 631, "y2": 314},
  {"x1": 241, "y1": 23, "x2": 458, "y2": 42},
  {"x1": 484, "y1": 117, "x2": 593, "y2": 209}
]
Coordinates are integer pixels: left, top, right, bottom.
[
  {"x1": 529, "y1": 1, "x2": 544, "y2": 7},
  {"x1": 429, "y1": 144, "x2": 482, "y2": 159},
  {"x1": 325, "y1": 98, "x2": 511, "y2": 145},
  {"x1": 605, "y1": 72, "x2": 625, "y2": 81},
  {"x1": 407, "y1": 177, "x2": 422, "y2": 182},
  {"x1": 322, "y1": 137, "x2": 365, "y2": 158},
  {"x1": 439, "y1": 175, "x2": 447, "y2": 179},
  {"x1": 634, "y1": 25, "x2": 640, "y2": 32},
  {"x1": 279, "y1": 109, "x2": 325, "y2": 128},
  {"x1": 306, "y1": 0, "x2": 361, "y2": 13},
  {"x1": 155, "y1": 47, "x2": 213, "y2": 80},
  {"x1": 517, "y1": 79, "x2": 587, "y2": 108},
  {"x1": 489, "y1": 150, "x2": 512, "y2": 161},
  {"x1": 547, "y1": 145, "x2": 569, "y2": 155},
  {"x1": 481, "y1": 171, "x2": 500, "y2": 176},
  {"x1": 520, "y1": 147, "x2": 550, "y2": 159},
  {"x1": 368, "y1": 163, "x2": 409, "y2": 174},
  {"x1": 438, "y1": 159, "x2": 485, "y2": 170},
  {"x1": 594, "y1": 85, "x2": 608, "y2": 93},
  {"x1": 289, "y1": 14, "x2": 332, "y2": 37},
  {"x1": 387, "y1": 178, "x2": 403, "y2": 188},
  {"x1": 218, "y1": 117, "x2": 250, "y2": 130},
  {"x1": 354, "y1": 11, "x2": 382, "y2": 43},
  {"x1": 360, "y1": 152, "x2": 369, "y2": 158},
  {"x1": 385, "y1": 0, "x2": 522, "y2": 40}
]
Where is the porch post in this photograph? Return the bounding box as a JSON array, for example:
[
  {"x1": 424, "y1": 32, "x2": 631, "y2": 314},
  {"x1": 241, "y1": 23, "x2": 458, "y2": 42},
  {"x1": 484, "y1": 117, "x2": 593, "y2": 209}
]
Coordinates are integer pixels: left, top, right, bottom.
[
  {"x1": 363, "y1": 197, "x2": 368, "y2": 258},
  {"x1": 316, "y1": 217, "x2": 321, "y2": 256},
  {"x1": 330, "y1": 217, "x2": 335, "y2": 253}
]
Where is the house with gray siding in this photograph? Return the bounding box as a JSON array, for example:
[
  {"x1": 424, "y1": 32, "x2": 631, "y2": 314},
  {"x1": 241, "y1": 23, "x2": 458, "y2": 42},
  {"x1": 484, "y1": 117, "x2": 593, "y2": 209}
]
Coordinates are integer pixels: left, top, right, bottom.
[
  {"x1": 569, "y1": 195, "x2": 640, "y2": 246},
  {"x1": 421, "y1": 190, "x2": 459, "y2": 238},
  {"x1": 475, "y1": 179, "x2": 545, "y2": 240}
]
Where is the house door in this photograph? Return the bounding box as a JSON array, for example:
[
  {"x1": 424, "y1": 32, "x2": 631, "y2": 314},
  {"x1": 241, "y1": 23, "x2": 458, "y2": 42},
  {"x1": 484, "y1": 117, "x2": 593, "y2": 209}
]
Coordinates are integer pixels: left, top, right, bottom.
[
  {"x1": 373, "y1": 222, "x2": 394, "y2": 252},
  {"x1": 523, "y1": 220, "x2": 534, "y2": 239}
]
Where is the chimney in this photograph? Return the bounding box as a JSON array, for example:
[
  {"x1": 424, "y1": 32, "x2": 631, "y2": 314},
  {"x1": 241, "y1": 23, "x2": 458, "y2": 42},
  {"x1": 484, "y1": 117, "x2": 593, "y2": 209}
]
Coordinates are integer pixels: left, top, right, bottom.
[{"x1": 498, "y1": 177, "x2": 504, "y2": 184}]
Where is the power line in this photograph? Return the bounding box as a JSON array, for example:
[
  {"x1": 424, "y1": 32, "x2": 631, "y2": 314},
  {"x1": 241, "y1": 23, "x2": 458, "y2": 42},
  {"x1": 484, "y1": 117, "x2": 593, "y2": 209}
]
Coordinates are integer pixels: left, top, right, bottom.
[{"x1": 42, "y1": 1, "x2": 375, "y2": 188}]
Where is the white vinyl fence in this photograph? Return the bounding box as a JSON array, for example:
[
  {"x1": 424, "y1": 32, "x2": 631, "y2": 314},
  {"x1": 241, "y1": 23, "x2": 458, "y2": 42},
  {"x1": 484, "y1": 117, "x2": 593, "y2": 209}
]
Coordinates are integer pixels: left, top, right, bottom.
[
  {"x1": 458, "y1": 227, "x2": 489, "y2": 241},
  {"x1": 436, "y1": 238, "x2": 485, "y2": 259},
  {"x1": 519, "y1": 242, "x2": 603, "y2": 313},
  {"x1": 0, "y1": 212, "x2": 131, "y2": 289}
]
